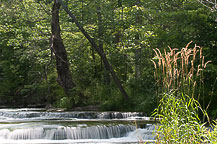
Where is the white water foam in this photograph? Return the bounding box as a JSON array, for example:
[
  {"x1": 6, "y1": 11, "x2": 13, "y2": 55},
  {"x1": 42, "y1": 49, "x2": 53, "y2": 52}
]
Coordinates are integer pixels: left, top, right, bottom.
[
  {"x1": 0, "y1": 128, "x2": 156, "y2": 143},
  {"x1": 0, "y1": 124, "x2": 136, "y2": 140},
  {"x1": 0, "y1": 109, "x2": 156, "y2": 143}
]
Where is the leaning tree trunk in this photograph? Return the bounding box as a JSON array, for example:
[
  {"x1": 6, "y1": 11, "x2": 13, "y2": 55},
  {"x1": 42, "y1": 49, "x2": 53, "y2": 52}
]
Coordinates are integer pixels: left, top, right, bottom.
[
  {"x1": 58, "y1": 0, "x2": 129, "y2": 100},
  {"x1": 51, "y1": 0, "x2": 76, "y2": 97}
]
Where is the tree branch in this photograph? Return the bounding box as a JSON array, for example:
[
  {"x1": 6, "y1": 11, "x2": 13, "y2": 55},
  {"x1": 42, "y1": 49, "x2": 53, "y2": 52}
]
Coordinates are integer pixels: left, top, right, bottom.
[{"x1": 198, "y1": 0, "x2": 217, "y2": 11}]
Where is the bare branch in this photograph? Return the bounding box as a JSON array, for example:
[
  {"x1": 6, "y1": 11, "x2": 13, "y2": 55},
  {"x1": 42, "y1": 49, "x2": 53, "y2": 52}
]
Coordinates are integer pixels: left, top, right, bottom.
[{"x1": 198, "y1": 0, "x2": 217, "y2": 11}]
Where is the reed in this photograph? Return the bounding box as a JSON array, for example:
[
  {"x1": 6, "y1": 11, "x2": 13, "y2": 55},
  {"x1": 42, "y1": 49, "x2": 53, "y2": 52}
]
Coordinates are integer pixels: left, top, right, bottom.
[
  {"x1": 152, "y1": 42, "x2": 216, "y2": 143},
  {"x1": 151, "y1": 41, "x2": 211, "y2": 100}
]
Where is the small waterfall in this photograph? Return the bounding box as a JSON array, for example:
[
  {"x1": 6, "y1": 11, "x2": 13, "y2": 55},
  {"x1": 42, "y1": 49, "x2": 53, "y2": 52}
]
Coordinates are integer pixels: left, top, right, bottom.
[
  {"x1": 0, "y1": 109, "x2": 145, "y2": 120},
  {"x1": 0, "y1": 108, "x2": 156, "y2": 143},
  {"x1": 0, "y1": 124, "x2": 136, "y2": 140},
  {"x1": 0, "y1": 129, "x2": 10, "y2": 139},
  {"x1": 97, "y1": 112, "x2": 144, "y2": 119},
  {"x1": 7, "y1": 128, "x2": 44, "y2": 140},
  {"x1": 127, "y1": 124, "x2": 156, "y2": 140}
]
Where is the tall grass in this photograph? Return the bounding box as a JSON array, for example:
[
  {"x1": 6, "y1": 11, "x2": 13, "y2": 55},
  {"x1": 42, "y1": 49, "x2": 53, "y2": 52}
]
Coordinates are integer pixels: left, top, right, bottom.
[
  {"x1": 151, "y1": 41, "x2": 211, "y2": 100},
  {"x1": 152, "y1": 42, "x2": 217, "y2": 143}
]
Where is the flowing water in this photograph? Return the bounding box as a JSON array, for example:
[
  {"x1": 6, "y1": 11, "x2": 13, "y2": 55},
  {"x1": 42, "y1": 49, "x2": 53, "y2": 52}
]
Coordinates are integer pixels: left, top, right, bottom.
[{"x1": 0, "y1": 108, "x2": 156, "y2": 144}]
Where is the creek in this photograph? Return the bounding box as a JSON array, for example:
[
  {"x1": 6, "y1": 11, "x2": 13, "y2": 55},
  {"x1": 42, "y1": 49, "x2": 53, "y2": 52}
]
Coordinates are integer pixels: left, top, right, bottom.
[{"x1": 0, "y1": 108, "x2": 156, "y2": 144}]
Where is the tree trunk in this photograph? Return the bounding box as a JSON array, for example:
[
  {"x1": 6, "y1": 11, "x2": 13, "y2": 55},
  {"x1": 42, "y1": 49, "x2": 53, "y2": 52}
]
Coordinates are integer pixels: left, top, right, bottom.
[
  {"x1": 51, "y1": 0, "x2": 75, "y2": 97},
  {"x1": 135, "y1": 48, "x2": 142, "y2": 80},
  {"x1": 96, "y1": 4, "x2": 110, "y2": 85},
  {"x1": 134, "y1": 0, "x2": 142, "y2": 80},
  {"x1": 58, "y1": 0, "x2": 129, "y2": 100}
]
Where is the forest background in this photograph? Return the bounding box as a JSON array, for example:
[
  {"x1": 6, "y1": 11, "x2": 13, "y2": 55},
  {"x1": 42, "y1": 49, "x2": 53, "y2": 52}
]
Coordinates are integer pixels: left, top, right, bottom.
[{"x1": 0, "y1": 0, "x2": 216, "y2": 118}]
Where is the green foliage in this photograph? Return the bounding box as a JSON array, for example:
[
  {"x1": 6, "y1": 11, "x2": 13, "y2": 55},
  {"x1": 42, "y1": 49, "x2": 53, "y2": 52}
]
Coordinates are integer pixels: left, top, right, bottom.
[
  {"x1": 153, "y1": 92, "x2": 210, "y2": 143},
  {"x1": 57, "y1": 97, "x2": 73, "y2": 109},
  {"x1": 0, "y1": 0, "x2": 216, "y2": 112},
  {"x1": 88, "y1": 83, "x2": 127, "y2": 111},
  {"x1": 154, "y1": 91, "x2": 217, "y2": 143},
  {"x1": 0, "y1": 0, "x2": 52, "y2": 105}
]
